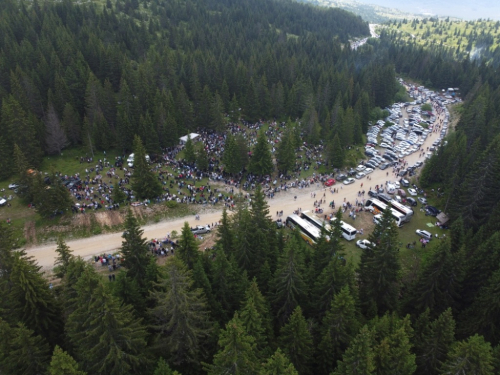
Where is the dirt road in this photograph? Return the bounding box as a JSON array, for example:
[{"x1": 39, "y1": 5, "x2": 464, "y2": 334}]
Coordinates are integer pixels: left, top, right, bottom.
[{"x1": 26, "y1": 107, "x2": 446, "y2": 271}]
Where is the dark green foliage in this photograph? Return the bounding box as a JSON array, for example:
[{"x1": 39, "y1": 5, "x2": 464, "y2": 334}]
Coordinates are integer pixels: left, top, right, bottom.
[
  {"x1": 359, "y1": 207, "x2": 401, "y2": 317},
  {"x1": 0, "y1": 320, "x2": 51, "y2": 375},
  {"x1": 414, "y1": 308, "x2": 456, "y2": 375},
  {"x1": 333, "y1": 325, "x2": 375, "y2": 375},
  {"x1": 278, "y1": 306, "x2": 313, "y2": 374},
  {"x1": 53, "y1": 237, "x2": 74, "y2": 278},
  {"x1": 404, "y1": 239, "x2": 462, "y2": 317},
  {"x1": 66, "y1": 268, "x2": 149, "y2": 375},
  {"x1": 121, "y1": 209, "x2": 154, "y2": 294},
  {"x1": 9, "y1": 253, "x2": 61, "y2": 345},
  {"x1": 32, "y1": 172, "x2": 73, "y2": 218},
  {"x1": 317, "y1": 286, "x2": 360, "y2": 374},
  {"x1": 259, "y1": 348, "x2": 299, "y2": 375},
  {"x1": 441, "y1": 334, "x2": 494, "y2": 375},
  {"x1": 48, "y1": 346, "x2": 87, "y2": 375},
  {"x1": 184, "y1": 135, "x2": 196, "y2": 164},
  {"x1": 276, "y1": 127, "x2": 296, "y2": 173},
  {"x1": 149, "y1": 258, "x2": 212, "y2": 368},
  {"x1": 205, "y1": 312, "x2": 259, "y2": 375},
  {"x1": 249, "y1": 130, "x2": 274, "y2": 176},
  {"x1": 272, "y1": 235, "x2": 308, "y2": 325},
  {"x1": 131, "y1": 135, "x2": 162, "y2": 200},
  {"x1": 178, "y1": 222, "x2": 200, "y2": 270}
]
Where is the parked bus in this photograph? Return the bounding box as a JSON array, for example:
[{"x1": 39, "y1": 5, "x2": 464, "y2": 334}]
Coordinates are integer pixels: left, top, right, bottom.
[
  {"x1": 300, "y1": 211, "x2": 357, "y2": 241},
  {"x1": 285, "y1": 214, "x2": 322, "y2": 245},
  {"x1": 388, "y1": 200, "x2": 414, "y2": 223},
  {"x1": 364, "y1": 198, "x2": 405, "y2": 227}
]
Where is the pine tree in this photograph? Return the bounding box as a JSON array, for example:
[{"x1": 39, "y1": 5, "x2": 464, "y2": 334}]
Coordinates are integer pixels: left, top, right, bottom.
[
  {"x1": 441, "y1": 334, "x2": 494, "y2": 375},
  {"x1": 317, "y1": 286, "x2": 360, "y2": 374},
  {"x1": 0, "y1": 136, "x2": 13, "y2": 180},
  {"x1": 0, "y1": 321, "x2": 51, "y2": 375},
  {"x1": 131, "y1": 135, "x2": 162, "y2": 199},
  {"x1": 196, "y1": 143, "x2": 209, "y2": 171},
  {"x1": 313, "y1": 208, "x2": 345, "y2": 275},
  {"x1": 416, "y1": 308, "x2": 455, "y2": 375},
  {"x1": 48, "y1": 346, "x2": 87, "y2": 375},
  {"x1": 45, "y1": 101, "x2": 69, "y2": 154},
  {"x1": 370, "y1": 314, "x2": 416, "y2": 375},
  {"x1": 405, "y1": 239, "x2": 461, "y2": 317},
  {"x1": 327, "y1": 133, "x2": 344, "y2": 168},
  {"x1": 240, "y1": 298, "x2": 266, "y2": 354},
  {"x1": 184, "y1": 134, "x2": 196, "y2": 164},
  {"x1": 272, "y1": 235, "x2": 308, "y2": 325},
  {"x1": 66, "y1": 265, "x2": 148, "y2": 375},
  {"x1": 259, "y1": 348, "x2": 299, "y2": 375},
  {"x1": 249, "y1": 130, "x2": 274, "y2": 176},
  {"x1": 211, "y1": 248, "x2": 248, "y2": 323},
  {"x1": 276, "y1": 128, "x2": 295, "y2": 173},
  {"x1": 333, "y1": 326, "x2": 375, "y2": 375},
  {"x1": 149, "y1": 258, "x2": 212, "y2": 367},
  {"x1": 10, "y1": 253, "x2": 61, "y2": 345},
  {"x1": 279, "y1": 306, "x2": 313, "y2": 374},
  {"x1": 178, "y1": 222, "x2": 200, "y2": 270},
  {"x1": 216, "y1": 208, "x2": 235, "y2": 255},
  {"x1": 223, "y1": 133, "x2": 238, "y2": 174},
  {"x1": 313, "y1": 256, "x2": 355, "y2": 317},
  {"x1": 153, "y1": 357, "x2": 182, "y2": 375},
  {"x1": 112, "y1": 186, "x2": 128, "y2": 204},
  {"x1": 13, "y1": 144, "x2": 34, "y2": 202},
  {"x1": 358, "y1": 207, "x2": 401, "y2": 317},
  {"x1": 243, "y1": 278, "x2": 274, "y2": 349},
  {"x1": 205, "y1": 312, "x2": 259, "y2": 375},
  {"x1": 120, "y1": 209, "x2": 153, "y2": 293},
  {"x1": 53, "y1": 237, "x2": 73, "y2": 278}
]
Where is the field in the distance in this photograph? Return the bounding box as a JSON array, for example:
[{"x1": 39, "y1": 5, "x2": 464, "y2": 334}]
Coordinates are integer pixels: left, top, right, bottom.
[{"x1": 384, "y1": 19, "x2": 500, "y2": 61}]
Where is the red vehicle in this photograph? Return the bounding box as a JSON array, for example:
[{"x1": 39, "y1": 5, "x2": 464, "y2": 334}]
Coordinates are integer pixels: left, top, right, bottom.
[{"x1": 325, "y1": 178, "x2": 336, "y2": 187}]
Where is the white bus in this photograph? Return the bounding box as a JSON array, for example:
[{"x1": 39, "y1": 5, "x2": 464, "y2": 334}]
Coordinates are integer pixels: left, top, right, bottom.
[
  {"x1": 364, "y1": 198, "x2": 405, "y2": 227},
  {"x1": 300, "y1": 211, "x2": 357, "y2": 241},
  {"x1": 285, "y1": 214, "x2": 323, "y2": 245},
  {"x1": 389, "y1": 200, "x2": 414, "y2": 223}
]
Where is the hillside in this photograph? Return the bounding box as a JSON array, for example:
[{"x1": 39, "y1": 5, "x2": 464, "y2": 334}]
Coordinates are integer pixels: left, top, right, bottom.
[{"x1": 384, "y1": 18, "x2": 500, "y2": 65}]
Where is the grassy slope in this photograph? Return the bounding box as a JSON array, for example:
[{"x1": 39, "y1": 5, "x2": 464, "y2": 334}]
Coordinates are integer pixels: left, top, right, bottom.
[{"x1": 384, "y1": 19, "x2": 500, "y2": 56}]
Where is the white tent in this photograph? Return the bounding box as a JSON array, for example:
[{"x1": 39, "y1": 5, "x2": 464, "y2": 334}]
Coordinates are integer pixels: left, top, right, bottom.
[{"x1": 179, "y1": 133, "x2": 200, "y2": 145}]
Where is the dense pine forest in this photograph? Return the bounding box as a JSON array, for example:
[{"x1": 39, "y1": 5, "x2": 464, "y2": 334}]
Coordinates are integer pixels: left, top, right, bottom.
[{"x1": 3, "y1": 0, "x2": 500, "y2": 374}]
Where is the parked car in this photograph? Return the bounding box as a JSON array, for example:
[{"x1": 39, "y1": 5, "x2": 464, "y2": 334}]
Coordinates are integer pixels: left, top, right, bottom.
[
  {"x1": 425, "y1": 205, "x2": 440, "y2": 216},
  {"x1": 356, "y1": 239, "x2": 374, "y2": 250},
  {"x1": 8, "y1": 182, "x2": 19, "y2": 190},
  {"x1": 373, "y1": 214, "x2": 382, "y2": 224},
  {"x1": 356, "y1": 165, "x2": 366, "y2": 172},
  {"x1": 191, "y1": 225, "x2": 211, "y2": 235},
  {"x1": 364, "y1": 168, "x2": 374, "y2": 174},
  {"x1": 343, "y1": 178, "x2": 355, "y2": 185},
  {"x1": 416, "y1": 229, "x2": 433, "y2": 240},
  {"x1": 0, "y1": 198, "x2": 7, "y2": 206},
  {"x1": 325, "y1": 178, "x2": 335, "y2": 187},
  {"x1": 368, "y1": 190, "x2": 378, "y2": 198},
  {"x1": 406, "y1": 197, "x2": 417, "y2": 206},
  {"x1": 417, "y1": 197, "x2": 428, "y2": 204},
  {"x1": 407, "y1": 188, "x2": 418, "y2": 196},
  {"x1": 399, "y1": 178, "x2": 410, "y2": 187},
  {"x1": 336, "y1": 174, "x2": 347, "y2": 181},
  {"x1": 355, "y1": 172, "x2": 366, "y2": 179}
]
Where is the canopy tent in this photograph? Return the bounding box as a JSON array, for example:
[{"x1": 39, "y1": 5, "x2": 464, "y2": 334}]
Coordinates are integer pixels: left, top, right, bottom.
[{"x1": 179, "y1": 133, "x2": 200, "y2": 145}]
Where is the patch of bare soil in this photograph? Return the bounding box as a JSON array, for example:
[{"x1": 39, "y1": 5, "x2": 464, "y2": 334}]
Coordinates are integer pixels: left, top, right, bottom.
[
  {"x1": 73, "y1": 213, "x2": 92, "y2": 227},
  {"x1": 341, "y1": 209, "x2": 375, "y2": 239},
  {"x1": 24, "y1": 221, "x2": 37, "y2": 244},
  {"x1": 94, "y1": 210, "x2": 124, "y2": 227}
]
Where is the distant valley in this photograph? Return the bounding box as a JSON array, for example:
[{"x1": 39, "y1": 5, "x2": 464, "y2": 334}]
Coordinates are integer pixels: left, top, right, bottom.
[{"x1": 299, "y1": 0, "x2": 500, "y2": 22}]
